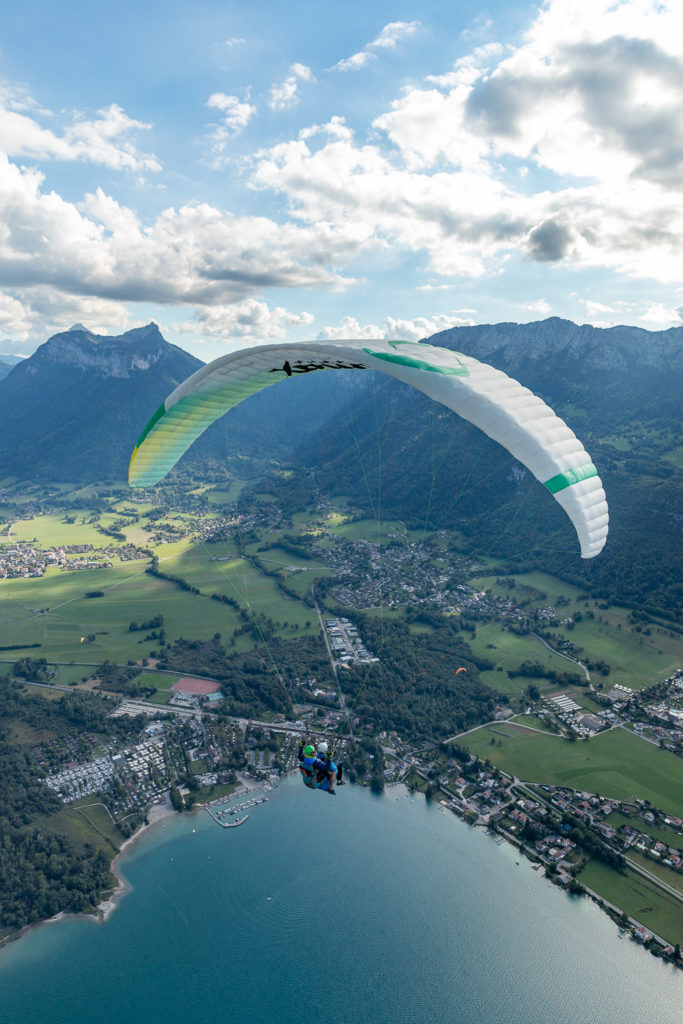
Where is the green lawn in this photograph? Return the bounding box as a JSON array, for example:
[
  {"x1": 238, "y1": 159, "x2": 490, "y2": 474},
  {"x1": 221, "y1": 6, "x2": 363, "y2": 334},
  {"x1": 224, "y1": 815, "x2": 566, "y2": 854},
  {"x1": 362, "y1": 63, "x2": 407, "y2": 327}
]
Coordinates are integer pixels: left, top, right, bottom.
[
  {"x1": 146, "y1": 690, "x2": 175, "y2": 705},
  {"x1": 324, "y1": 517, "x2": 408, "y2": 543},
  {"x1": 470, "y1": 570, "x2": 583, "y2": 606},
  {"x1": 568, "y1": 616, "x2": 680, "y2": 688},
  {"x1": 462, "y1": 725, "x2": 683, "y2": 817},
  {"x1": 18, "y1": 681, "x2": 65, "y2": 700},
  {"x1": 578, "y1": 860, "x2": 683, "y2": 946},
  {"x1": 467, "y1": 621, "x2": 578, "y2": 678},
  {"x1": 469, "y1": 570, "x2": 683, "y2": 689},
  {"x1": 137, "y1": 671, "x2": 179, "y2": 690},
  {"x1": 167, "y1": 547, "x2": 318, "y2": 635},
  {"x1": 627, "y1": 851, "x2": 683, "y2": 897},
  {"x1": 0, "y1": 560, "x2": 251, "y2": 663},
  {"x1": 510, "y1": 713, "x2": 556, "y2": 733},
  {"x1": 9, "y1": 514, "x2": 110, "y2": 548},
  {"x1": 42, "y1": 801, "x2": 124, "y2": 858}
]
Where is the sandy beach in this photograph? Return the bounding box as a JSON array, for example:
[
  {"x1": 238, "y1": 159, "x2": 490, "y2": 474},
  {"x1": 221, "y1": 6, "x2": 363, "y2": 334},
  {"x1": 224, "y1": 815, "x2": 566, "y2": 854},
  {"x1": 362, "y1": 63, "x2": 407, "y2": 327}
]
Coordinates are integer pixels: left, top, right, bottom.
[{"x1": 97, "y1": 799, "x2": 178, "y2": 921}]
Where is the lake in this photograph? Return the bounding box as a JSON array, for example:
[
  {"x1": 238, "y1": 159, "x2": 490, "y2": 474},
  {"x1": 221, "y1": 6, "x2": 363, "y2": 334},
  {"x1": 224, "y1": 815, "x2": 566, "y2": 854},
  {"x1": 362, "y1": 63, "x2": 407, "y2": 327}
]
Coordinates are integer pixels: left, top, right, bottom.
[{"x1": 0, "y1": 777, "x2": 679, "y2": 1024}]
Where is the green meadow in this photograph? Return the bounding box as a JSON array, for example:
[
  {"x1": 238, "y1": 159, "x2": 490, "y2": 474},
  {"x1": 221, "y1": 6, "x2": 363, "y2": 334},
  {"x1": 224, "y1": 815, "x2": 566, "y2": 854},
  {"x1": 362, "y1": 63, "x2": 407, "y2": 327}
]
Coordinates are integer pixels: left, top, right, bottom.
[
  {"x1": 9, "y1": 515, "x2": 112, "y2": 548},
  {"x1": 43, "y1": 800, "x2": 124, "y2": 857},
  {"x1": 0, "y1": 558, "x2": 260, "y2": 664},
  {"x1": 466, "y1": 620, "x2": 578, "y2": 697},
  {"x1": 164, "y1": 546, "x2": 319, "y2": 634},
  {"x1": 578, "y1": 860, "x2": 683, "y2": 946},
  {"x1": 470, "y1": 569, "x2": 682, "y2": 689},
  {"x1": 462, "y1": 724, "x2": 683, "y2": 818}
]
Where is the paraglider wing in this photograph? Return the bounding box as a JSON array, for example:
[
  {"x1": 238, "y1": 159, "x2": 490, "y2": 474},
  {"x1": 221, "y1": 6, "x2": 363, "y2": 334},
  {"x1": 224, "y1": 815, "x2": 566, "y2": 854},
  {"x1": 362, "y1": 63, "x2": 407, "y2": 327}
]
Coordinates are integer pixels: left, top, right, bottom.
[
  {"x1": 128, "y1": 339, "x2": 608, "y2": 558},
  {"x1": 455, "y1": 667, "x2": 467, "y2": 675}
]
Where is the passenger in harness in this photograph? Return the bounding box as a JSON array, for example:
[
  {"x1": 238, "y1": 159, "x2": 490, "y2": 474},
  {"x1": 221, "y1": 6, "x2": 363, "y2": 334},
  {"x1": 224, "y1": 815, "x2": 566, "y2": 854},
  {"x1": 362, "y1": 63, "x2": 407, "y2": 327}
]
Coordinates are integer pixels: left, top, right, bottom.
[{"x1": 298, "y1": 740, "x2": 344, "y2": 794}]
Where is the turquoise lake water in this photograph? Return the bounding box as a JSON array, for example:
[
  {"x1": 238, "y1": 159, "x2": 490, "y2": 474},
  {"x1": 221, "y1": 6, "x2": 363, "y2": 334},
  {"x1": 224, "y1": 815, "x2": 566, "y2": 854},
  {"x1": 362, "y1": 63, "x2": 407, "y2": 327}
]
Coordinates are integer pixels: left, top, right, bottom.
[{"x1": 0, "y1": 777, "x2": 680, "y2": 1024}]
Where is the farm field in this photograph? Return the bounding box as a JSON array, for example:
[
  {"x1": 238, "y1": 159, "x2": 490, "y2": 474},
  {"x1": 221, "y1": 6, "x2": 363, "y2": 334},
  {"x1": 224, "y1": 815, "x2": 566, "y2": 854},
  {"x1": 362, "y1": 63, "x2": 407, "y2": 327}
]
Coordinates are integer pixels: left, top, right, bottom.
[
  {"x1": 467, "y1": 620, "x2": 579, "y2": 689},
  {"x1": 165, "y1": 546, "x2": 319, "y2": 635},
  {"x1": 470, "y1": 570, "x2": 682, "y2": 689},
  {"x1": 626, "y1": 851, "x2": 683, "y2": 897},
  {"x1": 461, "y1": 724, "x2": 683, "y2": 818},
  {"x1": 578, "y1": 860, "x2": 683, "y2": 946},
  {"x1": 0, "y1": 559, "x2": 253, "y2": 663},
  {"x1": 510, "y1": 713, "x2": 556, "y2": 733}
]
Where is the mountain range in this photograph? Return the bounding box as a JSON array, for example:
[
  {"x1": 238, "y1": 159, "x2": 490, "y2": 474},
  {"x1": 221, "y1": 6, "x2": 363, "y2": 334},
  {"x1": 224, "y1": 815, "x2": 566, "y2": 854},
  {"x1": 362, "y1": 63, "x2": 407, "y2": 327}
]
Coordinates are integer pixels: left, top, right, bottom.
[
  {"x1": 0, "y1": 353, "x2": 23, "y2": 383},
  {"x1": 0, "y1": 323, "x2": 367, "y2": 482},
  {"x1": 0, "y1": 318, "x2": 680, "y2": 616}
]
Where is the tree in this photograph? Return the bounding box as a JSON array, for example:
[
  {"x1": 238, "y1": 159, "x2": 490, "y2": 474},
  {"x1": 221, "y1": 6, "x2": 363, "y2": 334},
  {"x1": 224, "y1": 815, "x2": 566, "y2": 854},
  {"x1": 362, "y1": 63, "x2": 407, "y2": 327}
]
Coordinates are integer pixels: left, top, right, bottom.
[{"x1": 169, "y1": 785, "x2": 184, "y2": 812}]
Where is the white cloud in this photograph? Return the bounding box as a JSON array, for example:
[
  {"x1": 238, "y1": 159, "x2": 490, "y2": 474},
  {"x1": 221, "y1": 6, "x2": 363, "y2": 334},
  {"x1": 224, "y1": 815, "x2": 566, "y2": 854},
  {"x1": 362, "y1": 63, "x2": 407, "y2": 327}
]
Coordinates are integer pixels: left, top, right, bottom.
[
  {"x1": 206, "y1": 93, "x2": 256, "y2": 162},
  {"x1": 636, "y1": 301, "x2": 682, "y2": 325},
  {"x1": 252, "y1": 122, "x2": 531, "y2": 278},
  {"x1": 521, "y1": 299, "x2": 552, "y2": 316},
  {"x1": 317, "y1": 312, "x2": 474, "y2": 342},
  {"x1": 0, "y1": 292, "x2": 33, "y2": 340},
  {"x1": 0, "y1": 285, "x2": 130, "y2": 348},
  {"x1": 225, "y1": 37, "x2": 246, "y2": 48},
  {"x1": 207, "y1": 93, "x2": 255, "y2": 127},
  {"x1": 172, "y1": 299, "x2": 314, "y2": 344},
  {"x1": 332, "y1": 20, "x2": 421, "y2": 71},
  {"x1": 0, "y1": 93, "x2": 160, "y2": 171},
  {"x1": 2, "y1": 0, "x2": 682, "y2": 347},
  {"x1": 0, "y1": 153, "x2": 356, "y2": 313},
  {"x1": 253, "y1": 1, "x2": 683, "y2": 288},
  {"x1": 371, "y1": 21, "x2": 422, "y2": 51},
  {"x1": 582, "y1": 299, "x2": 617, "y2": 316},
  {"x1": 269, "y1": 64, "x2": 314, "y2": 111}
]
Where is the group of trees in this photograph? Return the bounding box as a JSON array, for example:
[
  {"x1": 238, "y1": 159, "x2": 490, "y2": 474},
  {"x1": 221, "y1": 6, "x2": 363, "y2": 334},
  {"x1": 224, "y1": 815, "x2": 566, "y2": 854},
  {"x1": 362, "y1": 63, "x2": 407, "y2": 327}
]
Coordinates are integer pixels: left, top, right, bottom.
[
  {"x1": 96, "y1": 660, "x2": 146, "y2": 697},
  {"x1": 12, "y1": 656, "x2": 51, "y2": 683},
  {"x1": 0, "y1": 678, "x2": 143, "y2": 932},
  {"x1": 338, "y1": 612, "x2": 499, "y2": 743}
]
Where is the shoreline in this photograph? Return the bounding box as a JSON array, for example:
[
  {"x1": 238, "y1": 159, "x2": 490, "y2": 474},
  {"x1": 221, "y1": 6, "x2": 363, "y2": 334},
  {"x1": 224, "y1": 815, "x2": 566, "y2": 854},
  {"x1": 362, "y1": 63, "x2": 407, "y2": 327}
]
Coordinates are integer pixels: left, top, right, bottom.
[
  {"x1": 96, "y1": 801, "x2": 178, "y2": 922},
  {"x1": 1, "y1": 781, "x2": 272, "y2": 951},
  {"x1": 0, "y1": 801, "x2": 180, "y2": 952}
]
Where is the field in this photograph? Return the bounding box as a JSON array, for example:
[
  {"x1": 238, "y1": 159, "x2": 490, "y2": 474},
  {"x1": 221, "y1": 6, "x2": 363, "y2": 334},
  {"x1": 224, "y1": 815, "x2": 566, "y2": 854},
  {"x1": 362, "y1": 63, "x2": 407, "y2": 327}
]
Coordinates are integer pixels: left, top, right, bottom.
[
  {"x1": 578, "y1": 860, "x2": 683, "y2": 946},
  {"x1": 42, "y1": 800, "x2": 125, "y2": 858},
  {"x1": 466, "y1": 620, "x2": 578, "y2": 696},
  {"x1": 2, "y1": 488, "x2": 680, "y2": 716},
  {"x1": 626, "y1": 851, "x2": 683, "y2": 897},
  {"x1": 470, "y1": 570, "x2": 682, "y2": 689},
  {"x1": 0, "y1": 562, "x2": 239, "y2": 663},
  {"x1": 166, "y1": 546, "x2": 319, "y2": 634},
  {"x1": 461, "y1": 724, "x2": 683, "y2": 817}
]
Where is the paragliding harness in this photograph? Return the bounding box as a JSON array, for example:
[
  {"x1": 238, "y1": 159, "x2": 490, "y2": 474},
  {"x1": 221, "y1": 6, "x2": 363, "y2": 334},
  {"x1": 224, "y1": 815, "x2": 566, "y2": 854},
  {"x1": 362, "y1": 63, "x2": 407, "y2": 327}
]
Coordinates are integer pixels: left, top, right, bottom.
[{"x1": 298, "y1": 741, "x2": 344, "y2": 794}]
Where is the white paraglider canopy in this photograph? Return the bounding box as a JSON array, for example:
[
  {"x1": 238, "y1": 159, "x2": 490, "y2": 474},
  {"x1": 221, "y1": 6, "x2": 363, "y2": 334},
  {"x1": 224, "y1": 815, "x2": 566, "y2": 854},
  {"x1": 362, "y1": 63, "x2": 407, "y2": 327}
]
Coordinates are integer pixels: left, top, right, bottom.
[{"x1": 128, "y1": 338, "x2": 608, "y2": 558}]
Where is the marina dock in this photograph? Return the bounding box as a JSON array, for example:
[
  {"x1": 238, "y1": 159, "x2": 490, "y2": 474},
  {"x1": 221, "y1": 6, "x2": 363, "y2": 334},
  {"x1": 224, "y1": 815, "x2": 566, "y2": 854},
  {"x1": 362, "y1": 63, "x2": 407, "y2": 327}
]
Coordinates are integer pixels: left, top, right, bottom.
[{"x1": 204, "y1": 793, "x2": 268, "y2": 828}]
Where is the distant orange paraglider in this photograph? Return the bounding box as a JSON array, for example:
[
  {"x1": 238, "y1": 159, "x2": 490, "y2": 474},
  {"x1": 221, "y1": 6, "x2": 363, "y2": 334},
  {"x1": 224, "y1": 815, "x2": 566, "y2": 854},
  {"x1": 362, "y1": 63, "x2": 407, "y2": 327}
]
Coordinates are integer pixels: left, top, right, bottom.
[{"x1": 455, "y1": 667, "x2": 466, "y2": 675}]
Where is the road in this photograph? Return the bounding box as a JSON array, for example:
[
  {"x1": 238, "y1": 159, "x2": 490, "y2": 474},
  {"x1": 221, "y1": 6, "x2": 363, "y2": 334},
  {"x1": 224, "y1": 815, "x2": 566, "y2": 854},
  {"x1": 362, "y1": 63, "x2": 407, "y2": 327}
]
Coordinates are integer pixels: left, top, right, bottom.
[
  {"x1": 311, "y1": 584, "x2": 354, "y2": 738},
  {"x1": 515, "y1": 779, "x2": 683, "y2": 907},
  {"x1": 531, "y1": 631, "x2": 592, "y2": 687}
]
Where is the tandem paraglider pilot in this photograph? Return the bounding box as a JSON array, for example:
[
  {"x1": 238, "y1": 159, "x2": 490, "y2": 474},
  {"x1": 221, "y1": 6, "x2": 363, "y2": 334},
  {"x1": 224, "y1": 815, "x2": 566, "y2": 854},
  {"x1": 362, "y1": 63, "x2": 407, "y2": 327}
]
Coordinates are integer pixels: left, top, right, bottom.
[{"x1": 298, "y1": 740, "x2": 344, "y2": 795}]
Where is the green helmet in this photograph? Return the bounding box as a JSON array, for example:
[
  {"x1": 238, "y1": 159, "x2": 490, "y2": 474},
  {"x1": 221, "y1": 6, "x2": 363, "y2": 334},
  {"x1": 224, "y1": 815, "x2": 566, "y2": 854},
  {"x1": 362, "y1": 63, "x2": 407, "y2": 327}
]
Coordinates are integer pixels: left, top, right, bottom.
[{"x1": 304, "y1": 745, "x2": 316, "y2": 756}]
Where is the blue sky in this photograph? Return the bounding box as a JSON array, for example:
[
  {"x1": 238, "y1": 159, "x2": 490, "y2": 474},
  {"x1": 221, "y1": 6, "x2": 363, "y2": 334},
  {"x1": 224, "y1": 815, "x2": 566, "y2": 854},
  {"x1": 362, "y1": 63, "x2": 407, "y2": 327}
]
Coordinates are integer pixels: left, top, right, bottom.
[{"x1": 1, "y1": 0, "x2": 682, "y2": 358}]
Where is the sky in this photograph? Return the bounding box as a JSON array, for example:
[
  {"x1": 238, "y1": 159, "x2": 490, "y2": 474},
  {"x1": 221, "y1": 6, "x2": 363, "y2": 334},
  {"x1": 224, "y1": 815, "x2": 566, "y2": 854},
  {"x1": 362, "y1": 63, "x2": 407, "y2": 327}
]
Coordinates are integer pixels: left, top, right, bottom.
[{"x1": 1, "y1": 0, "x2": 682, "y2": 359}]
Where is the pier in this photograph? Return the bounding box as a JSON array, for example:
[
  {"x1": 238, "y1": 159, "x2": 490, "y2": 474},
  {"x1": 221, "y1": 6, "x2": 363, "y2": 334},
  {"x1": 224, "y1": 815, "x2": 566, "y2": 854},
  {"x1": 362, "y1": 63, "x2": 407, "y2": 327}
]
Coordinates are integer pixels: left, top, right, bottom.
[{"x1": 204, "y1": 794, "x2": 268, "y2": 827}]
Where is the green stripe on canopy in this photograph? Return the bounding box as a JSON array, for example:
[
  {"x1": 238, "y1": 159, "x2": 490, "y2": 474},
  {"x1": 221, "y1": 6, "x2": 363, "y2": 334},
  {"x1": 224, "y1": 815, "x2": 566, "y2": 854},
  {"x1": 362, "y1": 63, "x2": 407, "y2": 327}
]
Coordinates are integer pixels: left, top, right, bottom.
[{"x1": 543, "y1": 463, "x2": 598, "y2": 494}]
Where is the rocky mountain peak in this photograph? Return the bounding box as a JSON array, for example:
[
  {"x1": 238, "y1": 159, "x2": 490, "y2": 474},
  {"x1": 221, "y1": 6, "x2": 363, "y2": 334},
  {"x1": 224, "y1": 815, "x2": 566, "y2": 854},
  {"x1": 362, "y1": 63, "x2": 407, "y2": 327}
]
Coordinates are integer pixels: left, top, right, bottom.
[{"x1": 25, "y1": 322, "x2": 169, "y2": 378}]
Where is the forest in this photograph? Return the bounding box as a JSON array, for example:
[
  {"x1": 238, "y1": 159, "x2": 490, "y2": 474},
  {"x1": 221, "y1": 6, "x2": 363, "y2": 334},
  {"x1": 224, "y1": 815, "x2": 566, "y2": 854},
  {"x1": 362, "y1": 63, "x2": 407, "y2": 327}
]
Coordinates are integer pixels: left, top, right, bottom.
[{"x1": 0, "y1": 679, "x2": 142, "y2": 934}]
